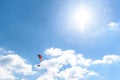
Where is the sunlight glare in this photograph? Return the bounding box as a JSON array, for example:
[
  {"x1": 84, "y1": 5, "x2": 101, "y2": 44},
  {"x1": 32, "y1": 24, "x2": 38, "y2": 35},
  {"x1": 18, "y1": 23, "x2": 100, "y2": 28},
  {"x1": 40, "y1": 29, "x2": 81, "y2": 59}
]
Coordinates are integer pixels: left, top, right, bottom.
[{"x1": 72, "y1": 6, "x2": 92, "y2": 33}]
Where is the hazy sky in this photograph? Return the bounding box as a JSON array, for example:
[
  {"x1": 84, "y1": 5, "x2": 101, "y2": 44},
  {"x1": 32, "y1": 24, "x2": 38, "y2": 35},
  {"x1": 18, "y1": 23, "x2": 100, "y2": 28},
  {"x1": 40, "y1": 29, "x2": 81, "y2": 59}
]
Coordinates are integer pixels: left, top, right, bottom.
[{"x1": 0, "y1": 0, "x2": 120, "y2": 80}]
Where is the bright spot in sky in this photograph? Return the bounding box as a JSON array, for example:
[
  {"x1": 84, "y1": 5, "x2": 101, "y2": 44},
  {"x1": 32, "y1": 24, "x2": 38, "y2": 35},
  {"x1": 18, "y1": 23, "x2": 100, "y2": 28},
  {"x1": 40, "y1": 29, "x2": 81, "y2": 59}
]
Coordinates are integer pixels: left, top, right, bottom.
[
  {"x1": 70, "y1": 5, "x2": 93, "y2": 33},
  {"x1": 74, "y1": 6, "x2": 91, "y2": 28},
  {"x1": 59, "y1": 1, "x2": 112, "y2": 36}
]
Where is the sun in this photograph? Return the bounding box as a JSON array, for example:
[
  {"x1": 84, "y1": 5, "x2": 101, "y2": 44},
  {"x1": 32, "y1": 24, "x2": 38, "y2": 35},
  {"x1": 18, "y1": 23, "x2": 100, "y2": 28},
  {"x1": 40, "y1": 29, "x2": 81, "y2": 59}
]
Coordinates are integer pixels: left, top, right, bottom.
[
  {"x1": 70, "y1": 5, "x2": 92, "y2": 33},
  {"x1": 74, "y1": 6, "x2": 91, "y2": 26},
  {"x1": 60, "y1": 1, "x2": 112, "y2": 37}
]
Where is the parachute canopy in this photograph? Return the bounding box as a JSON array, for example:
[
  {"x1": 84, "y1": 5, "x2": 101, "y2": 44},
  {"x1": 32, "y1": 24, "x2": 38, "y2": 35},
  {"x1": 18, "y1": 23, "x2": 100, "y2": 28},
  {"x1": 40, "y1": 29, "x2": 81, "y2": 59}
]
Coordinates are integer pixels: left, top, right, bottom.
[{"x1": 38, "y1": 54, "x2": 42, "y2": 62}]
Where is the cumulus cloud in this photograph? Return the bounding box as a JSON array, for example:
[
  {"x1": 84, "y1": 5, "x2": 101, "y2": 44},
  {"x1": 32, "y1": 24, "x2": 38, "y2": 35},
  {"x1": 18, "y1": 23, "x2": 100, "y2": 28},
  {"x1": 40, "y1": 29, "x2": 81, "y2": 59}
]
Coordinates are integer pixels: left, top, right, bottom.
[
  {"x1": 0, "y1": 67, "x2": 15, "y2": 80},
  {"x1": 1, "y1": 48, "x2": 120, "y2": 80},
  {"x1": 0, "y1": 54, "x2": 35, "y2": 75},
  {"x1": 108, "y1": 22, "x2": 120, "y2": 30},
  {"x1": 44, "y1": 48, "x2": 92, "y2": 67},
  {"x1": 44, "y1": 48, "x2": 63, "y2": 57},
  {"x1": 56, "y1": 66, "x2": 98, "y2": 80},
  {"x1": 0, "y1": 48, "x2": 35, "y2": 80},
  {"x1": 36, "y1": 48, "x2": 120, "y2": 80},
  {"x1": 93, "y1": 55, "x2": 120, "y2": 64},
  {"x1": 36, "y1": 48, "x2": 98, "y2": 80}
]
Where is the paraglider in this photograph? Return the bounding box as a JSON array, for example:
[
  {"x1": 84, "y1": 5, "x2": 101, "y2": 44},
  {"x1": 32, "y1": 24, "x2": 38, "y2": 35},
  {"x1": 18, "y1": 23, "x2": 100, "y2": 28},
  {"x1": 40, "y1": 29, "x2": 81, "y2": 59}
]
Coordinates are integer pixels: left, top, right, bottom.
[
  {"x1": 37, "y1": 54, "x2": 42, "y2": 67},
  {"x1": 38, "y1": 54, "x2": 42, "y2": 62}
]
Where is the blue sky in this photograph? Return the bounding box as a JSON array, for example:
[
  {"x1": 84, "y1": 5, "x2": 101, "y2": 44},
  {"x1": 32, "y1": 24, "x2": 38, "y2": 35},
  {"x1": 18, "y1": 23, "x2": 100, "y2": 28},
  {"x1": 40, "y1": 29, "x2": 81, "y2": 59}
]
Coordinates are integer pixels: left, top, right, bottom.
[{"x1": 0, "y1": 0, "x2": 120, "y2": 80}]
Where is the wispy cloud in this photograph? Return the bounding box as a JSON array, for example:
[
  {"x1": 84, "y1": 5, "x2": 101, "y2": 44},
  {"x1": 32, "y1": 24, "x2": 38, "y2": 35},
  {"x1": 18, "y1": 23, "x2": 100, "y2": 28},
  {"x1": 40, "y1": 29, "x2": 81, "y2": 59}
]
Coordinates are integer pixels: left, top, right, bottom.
[
  {"x1": 0, "y1": 48, "x2": 14, "y2": 54},
  {"x1": 0, "y1": 48, "x2": 35, "y2": 80},
  {"x1": 93, "y1": 55, "x2": 120, "y2": 64},
  {"x1": 108, "y1": 22, "x2": 120, "y2": 30}
]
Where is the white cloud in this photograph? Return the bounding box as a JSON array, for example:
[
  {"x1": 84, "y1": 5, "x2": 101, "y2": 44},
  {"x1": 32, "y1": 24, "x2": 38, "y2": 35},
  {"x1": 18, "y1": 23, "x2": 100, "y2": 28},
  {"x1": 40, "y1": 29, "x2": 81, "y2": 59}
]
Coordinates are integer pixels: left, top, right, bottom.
[
  {"x1": 0, "y1": 54, "x2": 35, "y2": 75},
  {"x1": 36, "y1": 48, "x2": 98, "y2": 80},
  {"x1": 44, "y1": 48, "x2": 63, "y2": 57},
  {"x1": 56, "y1": 66, "x2": 98, "y2": 80},
  {"x1": 0, "y1": 48, "x2": 14, "y2": 54},
  {"x1": 36, "y1": 48, "x2": 120, "y2": 80},
  {"x1": 44, "y1": 48, "x2": 92, "y2": 67},
  {"x1": 93, "y1": 55, "x2": 120, "y2": 64},
  {"x1": 108, "y1": 22, "x2": 120, "y2": 30},
  {"x1": 0, "y1": 67, "x2": 15, "y2": 80},
  {"x1": 1, "y1": 48, "x2": 120, "y2": 80},
  {"x1": 0, "y1": 48, "x2": 35, "y2": 80}
]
